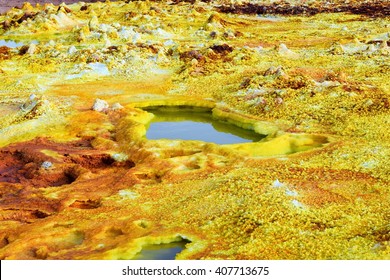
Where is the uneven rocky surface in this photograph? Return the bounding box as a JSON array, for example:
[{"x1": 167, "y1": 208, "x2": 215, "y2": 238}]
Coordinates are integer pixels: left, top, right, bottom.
[
  {"x1": 0, "y1": 1, "x2": 389, "y2": 259},
  {"x1": 0, "y1": 1, "x2": 101, "y2": 14}
]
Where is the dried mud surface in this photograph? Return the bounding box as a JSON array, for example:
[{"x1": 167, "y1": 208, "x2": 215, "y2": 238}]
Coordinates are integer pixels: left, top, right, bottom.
[{"x1": 0, "y1": 1, "x2": 389, "y2": 260}]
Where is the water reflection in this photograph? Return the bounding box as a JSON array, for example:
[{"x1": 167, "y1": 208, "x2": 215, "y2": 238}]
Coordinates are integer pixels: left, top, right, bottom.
[
  {"x1": 0, "y1": 39, "x2": 39, "y2": 48},
  {"x1": 132, "y1": 241, "x2": 188, "y2": 260},
  {"x1": 145, "y1": 107, "x2": 265, "y2": 144}
]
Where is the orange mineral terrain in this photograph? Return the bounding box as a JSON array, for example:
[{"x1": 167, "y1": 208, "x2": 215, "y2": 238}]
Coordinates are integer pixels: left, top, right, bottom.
[{"x1": 0, "y1": 0, "x2": 389, "y2": 260}]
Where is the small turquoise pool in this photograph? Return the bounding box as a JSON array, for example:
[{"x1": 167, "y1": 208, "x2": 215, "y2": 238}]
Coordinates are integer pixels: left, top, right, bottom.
[
  {"x1": 0, "y1": 40, "x2": 39, "y2": 48},
  {"x1": 132, "y1": 241, "x2": 188, "y2": 260},
  {"x1": 145, "y1": 107, "x2": 265, "y2": 144}
]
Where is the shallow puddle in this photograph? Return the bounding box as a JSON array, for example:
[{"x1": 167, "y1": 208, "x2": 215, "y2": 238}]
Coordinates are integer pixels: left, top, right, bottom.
[
  {"x1": 145, "y1": 107, "x2": 266, "y2": 144},
  {"x1": 0, "y1": 40, "x2": 24, "y2": 48},
  {"x1": 0, "y1": 39, "x2": 39, "y2": 48},
  {"x1": 132, "y1": 241, "x2": 188, "y2": 260}
]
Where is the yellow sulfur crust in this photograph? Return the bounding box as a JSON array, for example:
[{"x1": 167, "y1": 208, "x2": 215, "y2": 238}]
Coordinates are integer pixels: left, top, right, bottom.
[{"x1": 0, "y1": 1, "x2": 389, "y2": 260}]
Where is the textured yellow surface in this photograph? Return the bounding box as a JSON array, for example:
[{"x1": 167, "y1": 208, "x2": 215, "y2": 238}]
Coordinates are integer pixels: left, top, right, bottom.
[{"x1": 0, "y1": 1, "x2": 389, "y2": 259}]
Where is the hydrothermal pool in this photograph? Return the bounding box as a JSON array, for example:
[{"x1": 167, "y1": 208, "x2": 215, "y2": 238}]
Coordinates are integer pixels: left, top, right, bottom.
[
  {"x1": 145, "y1": 107, "x2": 266, "y2": 144},
  {"x1": 132, "y1": 241, "x2": 189, "y2": 260},
  {"x1": 0, "y1": 39, "x2": 39, "y2": 48}
]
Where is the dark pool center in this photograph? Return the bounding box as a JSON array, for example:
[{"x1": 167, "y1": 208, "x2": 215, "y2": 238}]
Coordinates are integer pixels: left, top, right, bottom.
[
  {"x1": 132, "y1": 240, "x2": 189, "y2": 260},
  {"x1": 145, "y1": 107, "x2": 266, "y2": 144}
]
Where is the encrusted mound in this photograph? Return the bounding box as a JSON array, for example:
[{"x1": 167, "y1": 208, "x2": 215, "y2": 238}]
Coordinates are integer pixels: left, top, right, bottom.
[{"x1": 0, "y1": 1, "x2": 389, "y2": 259}]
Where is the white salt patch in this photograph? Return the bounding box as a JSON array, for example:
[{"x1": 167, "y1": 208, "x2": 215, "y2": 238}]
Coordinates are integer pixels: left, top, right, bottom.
[
  {"x1": 119, "y1": 27, "x2": 136, "y2": 40},
  {"x1": 111, "y1": 153, "x2": 128, "y2": 162},
  {"x1": 153, "y1": 28, "x2": 174, "y2": 39},
  {"x1": 291, "y1": 199, "x2": 305, "y2": 209},
  {"x1": 92, "y1": 98, "x2": 109, "y2": 112},
  {"x1": 111, "y1": 103, "x2": 124, "y2": 110},
  {"x1": 27, "y1": 43, "x2": 37, "y2": 54},
  {"x1": 272, "y1": 179, "x2": 283, "y2": 188},
  {"x1": 285, "y1": 189, "x2": 298, "y2": 197},
  {"x1": 118, "y1": 190, "x2": 139, "y2": 199},
  {"x1": 88, "y1": 62, "x2": 110, "y2": 75},
  {"x1": 278, "y1": 43, "x2": 299, "y2": 58},
  {"x1": 163, "y1": 39, "x2": 176, "y2": 47},
  {"x1": 315, "y1": 81, "x2": 341, "y2": 88},
  {"x1": 132, "y1": 33, "x2": 142, "y2": 44},
  {"x1": 361, "y1": 160, "x2": 377, "y2": 169},
  {"x1": 67, "y1": 62, "x2": 110, "y2": 79},
  {"x1": 41, "y1": 161, "x2": 53, "y2": 169},
  {"x1": 68, "y1": 45, "x2": 77, "y2": 54}
]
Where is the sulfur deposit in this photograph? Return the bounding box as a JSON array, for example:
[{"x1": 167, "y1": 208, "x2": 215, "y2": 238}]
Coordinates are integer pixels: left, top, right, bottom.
[{"x1": 0, "y1": 1, "x2": 389, "y2": 260}]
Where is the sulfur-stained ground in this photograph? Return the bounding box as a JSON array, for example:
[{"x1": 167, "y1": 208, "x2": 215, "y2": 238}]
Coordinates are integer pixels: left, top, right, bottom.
[{"x1": 0, "y1": 1, "x2": 389, "y2": 259}]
